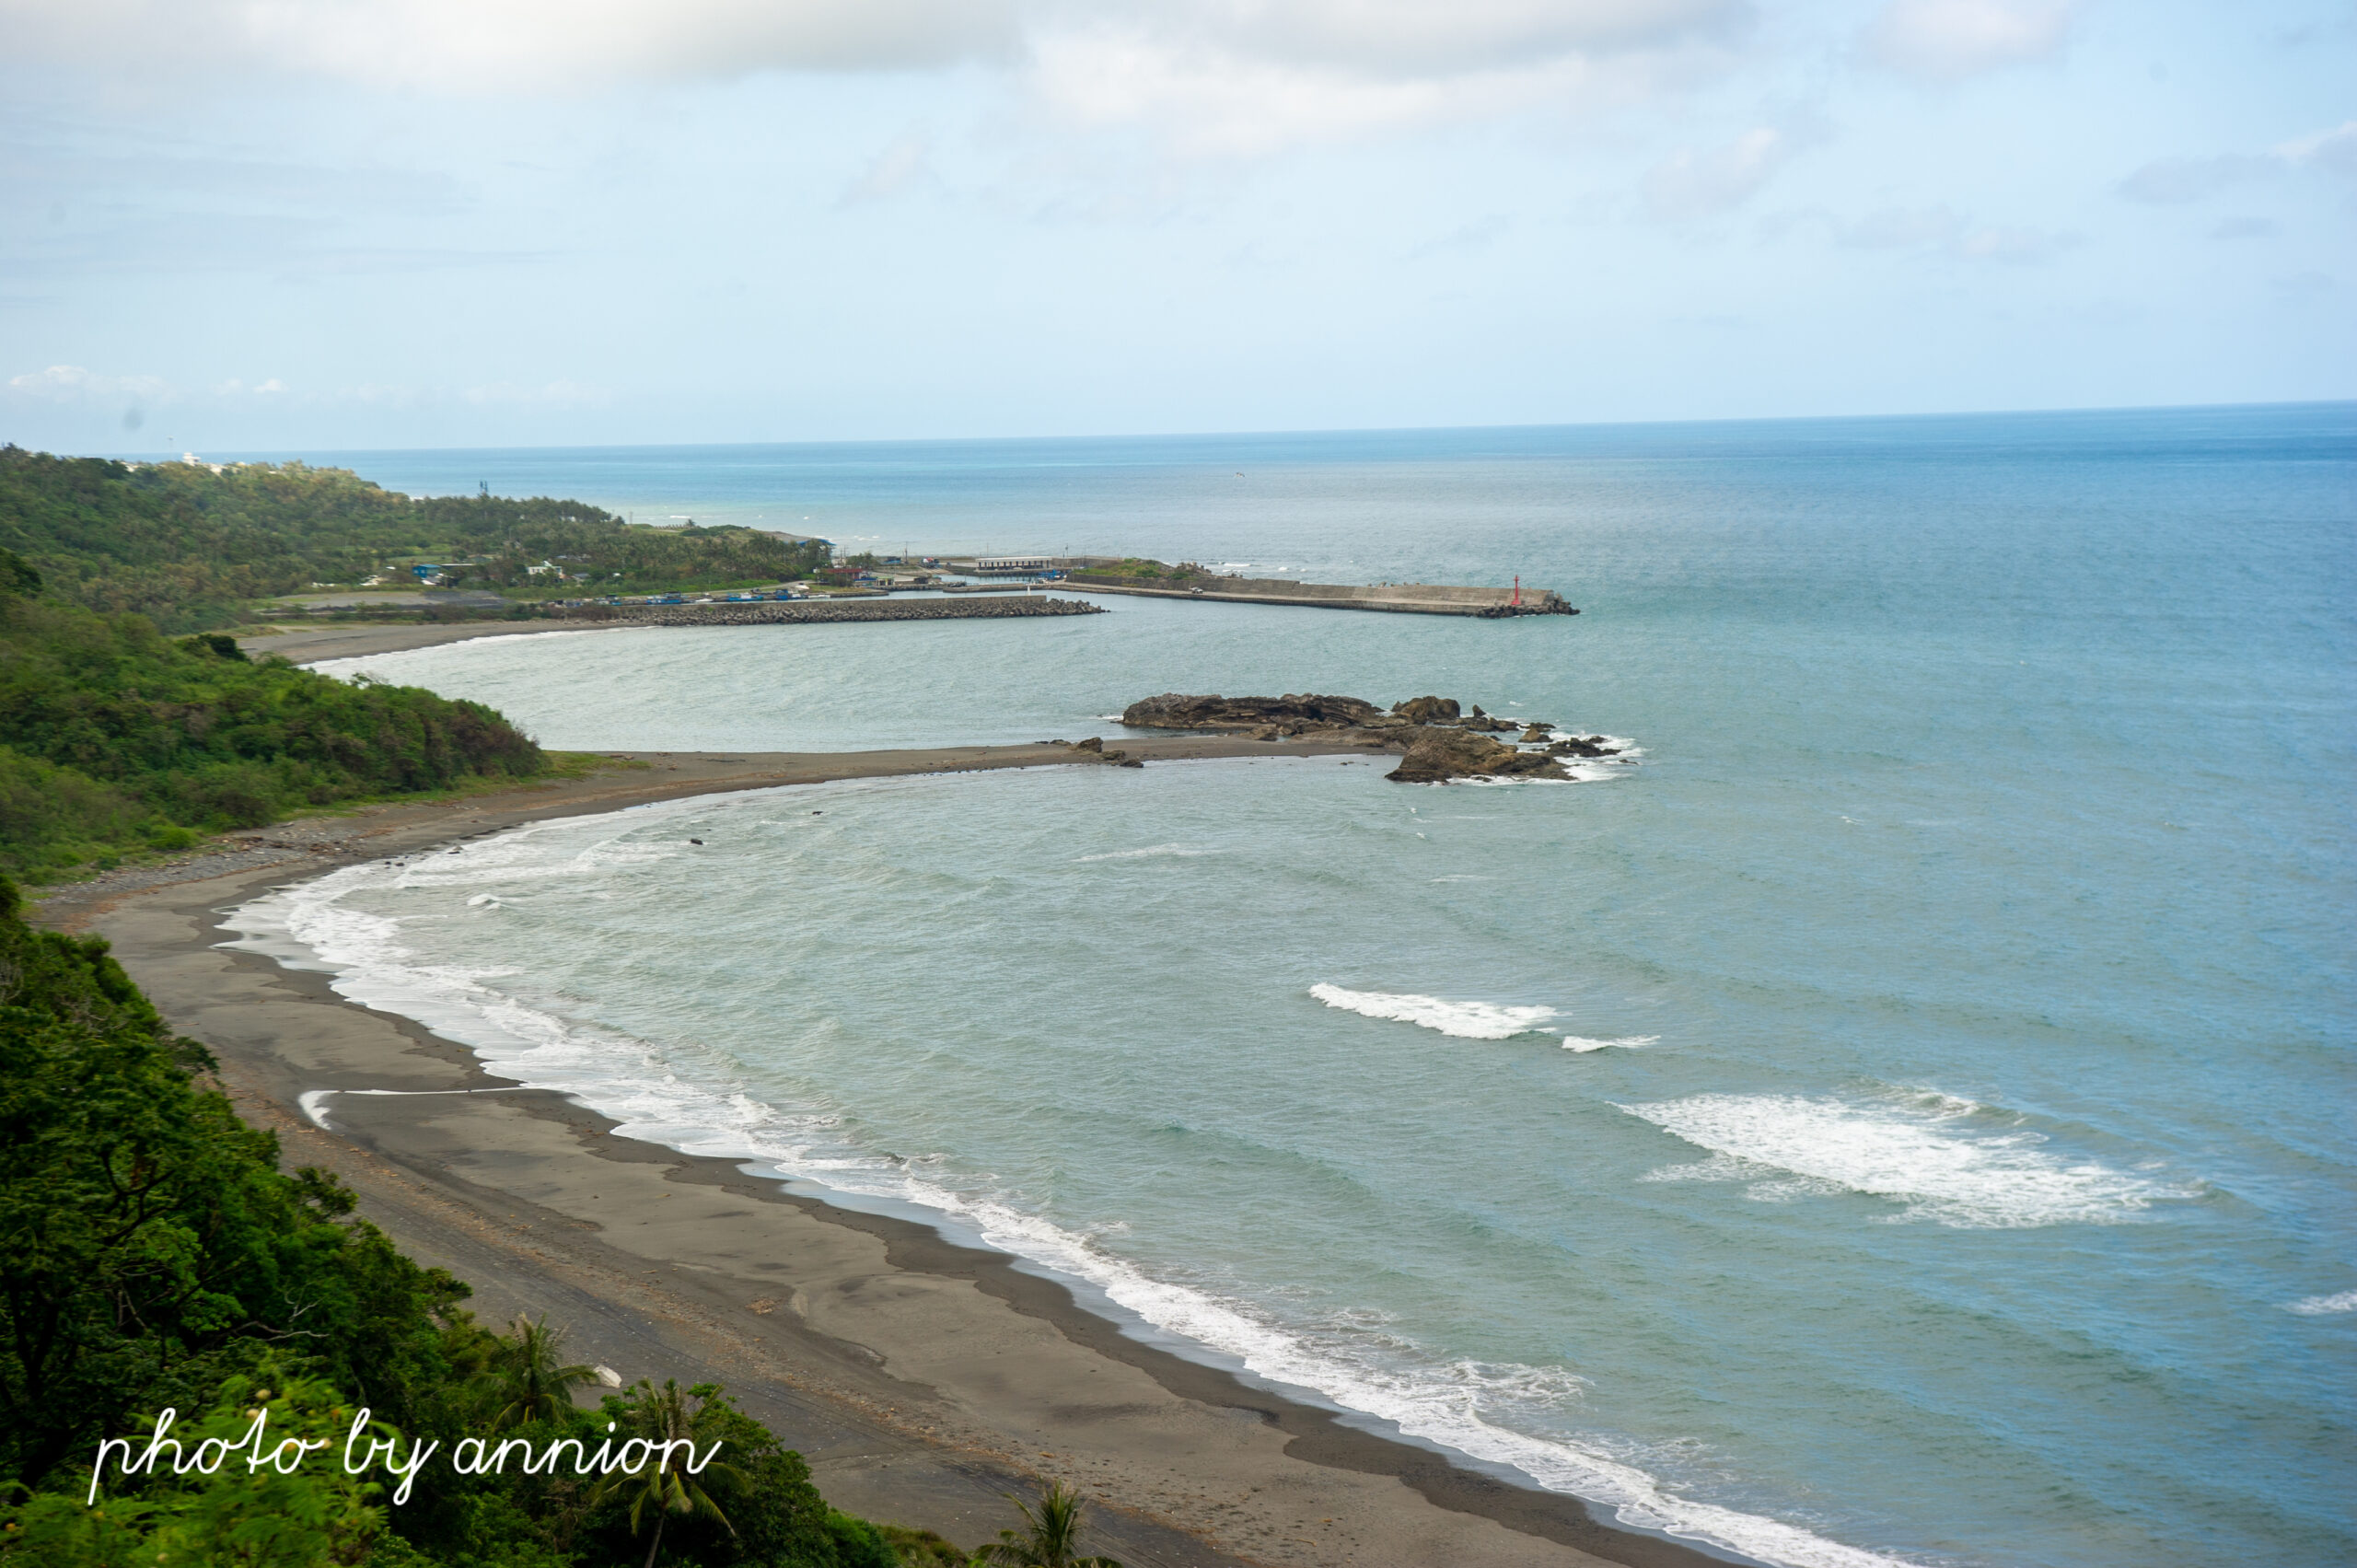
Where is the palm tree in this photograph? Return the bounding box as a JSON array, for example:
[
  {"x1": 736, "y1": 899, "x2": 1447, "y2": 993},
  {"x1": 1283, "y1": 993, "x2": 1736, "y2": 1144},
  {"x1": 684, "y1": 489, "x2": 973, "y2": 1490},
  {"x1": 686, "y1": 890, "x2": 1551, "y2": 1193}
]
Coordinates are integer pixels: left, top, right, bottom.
[
  {"x1": 970, "y1": 1480, "x2": 1123, "y2": 1568},
  {"x1": 592, "y1": 1379, "x2": 744, "y2": 1568},
  {"x1": 484, "y1": 1314, "x2": 596, "y2": 1430}
]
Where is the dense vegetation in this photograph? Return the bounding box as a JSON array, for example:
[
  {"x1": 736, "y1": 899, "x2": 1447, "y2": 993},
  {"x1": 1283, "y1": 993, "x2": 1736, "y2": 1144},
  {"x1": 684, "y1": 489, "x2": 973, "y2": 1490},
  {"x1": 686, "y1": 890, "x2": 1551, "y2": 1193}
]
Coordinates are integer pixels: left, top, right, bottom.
[
  {"x1": 0, "y1": 880, "x2": 974, "y2": 1566},
  {"x1": 0, "y1": 551, "x2": 546, "y2": 879},
  {"x1": 0, "y1": 447, "x2": 832, "y2": 633},
  {"x1": 1067, "y1": 560, "x2": 1208, "y2": 583}
]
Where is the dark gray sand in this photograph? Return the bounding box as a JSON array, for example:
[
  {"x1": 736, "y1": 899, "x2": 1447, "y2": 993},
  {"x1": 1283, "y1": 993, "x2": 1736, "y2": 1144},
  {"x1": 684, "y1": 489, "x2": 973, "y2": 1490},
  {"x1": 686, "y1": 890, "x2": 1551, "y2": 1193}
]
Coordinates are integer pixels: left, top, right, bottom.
[
  {"x1": 239, "y1": 620, "x2": 588, "y2": 662},
  {"x1": 38, "y1": 747, "x2": 1732, "y2": 1568}
]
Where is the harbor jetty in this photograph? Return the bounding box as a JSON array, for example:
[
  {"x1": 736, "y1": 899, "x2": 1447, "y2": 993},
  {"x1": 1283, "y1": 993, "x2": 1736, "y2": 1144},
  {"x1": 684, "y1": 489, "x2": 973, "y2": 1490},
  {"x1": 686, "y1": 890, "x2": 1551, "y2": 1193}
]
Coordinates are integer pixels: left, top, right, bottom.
[
  {"x1": 552, "y1": 596, "x2": 1106, "y2": 629},
  {"x1": 1040, "y1": 560, "x2": 1575, "y2": 617}
]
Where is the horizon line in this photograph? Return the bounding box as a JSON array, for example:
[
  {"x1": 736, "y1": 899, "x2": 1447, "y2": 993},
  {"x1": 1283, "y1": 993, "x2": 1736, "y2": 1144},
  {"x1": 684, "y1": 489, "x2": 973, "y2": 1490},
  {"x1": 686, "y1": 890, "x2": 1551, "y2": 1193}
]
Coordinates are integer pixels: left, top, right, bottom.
[{"x1": 52, "y1": 395, "x2": 2357, "y2": 464}]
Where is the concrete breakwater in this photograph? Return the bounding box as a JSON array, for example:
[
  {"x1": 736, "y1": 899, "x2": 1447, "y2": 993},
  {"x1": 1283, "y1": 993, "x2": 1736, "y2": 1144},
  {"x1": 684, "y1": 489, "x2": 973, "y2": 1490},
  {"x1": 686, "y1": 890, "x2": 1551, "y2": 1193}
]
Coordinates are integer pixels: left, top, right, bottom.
[
  {"x1": 556, "y1": 597, "x2": 1107, "y2": 629},
  {"x1": 1062, "y1": 572, "x2": 1575, "y2": 617}
]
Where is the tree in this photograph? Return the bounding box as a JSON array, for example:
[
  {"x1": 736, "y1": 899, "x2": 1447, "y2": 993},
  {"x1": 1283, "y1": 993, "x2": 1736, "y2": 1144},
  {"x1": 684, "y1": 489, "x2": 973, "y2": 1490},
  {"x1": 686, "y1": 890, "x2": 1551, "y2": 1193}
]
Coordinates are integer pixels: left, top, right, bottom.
[
  {"x1": 590, "y1": 1380, "x2": 744, "y2": 1568},
  {"x1": 11, "y1": 1371, "x2": 398, "y2": 1568},
  {"x1": 0, "y1": 550, "x2": 40, "y2": 598},
  {"x1": 0, "y1": 588, "x2": 546, "y2": 877},
  {"x1": 0, "y1": 873, "x2": 472, "y2": 1491},
  {"x1": 483, "y1": 1316, "x2": 594, "y2": 1431},
  {"x1": 970, "y1": 1481, "x2": 1123, "y2": 1568}
]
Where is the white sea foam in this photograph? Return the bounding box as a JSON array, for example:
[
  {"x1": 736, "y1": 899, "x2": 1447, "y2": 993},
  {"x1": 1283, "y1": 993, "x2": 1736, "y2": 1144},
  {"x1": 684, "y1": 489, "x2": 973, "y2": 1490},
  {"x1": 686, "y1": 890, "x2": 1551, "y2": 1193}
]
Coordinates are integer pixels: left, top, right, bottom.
[
  {"x1": 1309, "y1": 983, "x2": 1556, "y2": 1040},
  {"x1": 2284, "y1": 1290, "x2": 2357, "y2": 1315},
  {"x1": 223, "y1": 820, "x2": 1912, "y2": 1568},
  {"x1": 1560, "y1": 1034, "x2": 1659, "y2": 1053},
  {"x1": 1074, "y1": 842, "x2": 1208, "y2": 863},
  {"x1": 1620, "y1": 1093, "x2": 2190, "y2": 1228}
]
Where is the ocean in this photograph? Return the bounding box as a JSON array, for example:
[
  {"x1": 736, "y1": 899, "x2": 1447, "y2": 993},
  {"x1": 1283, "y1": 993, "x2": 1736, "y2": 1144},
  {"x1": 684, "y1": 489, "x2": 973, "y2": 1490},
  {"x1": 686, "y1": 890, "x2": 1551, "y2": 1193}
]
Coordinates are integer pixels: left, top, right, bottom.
[{"x1": 226, "y1": 404, "x2": 2355, "y2": 1567}]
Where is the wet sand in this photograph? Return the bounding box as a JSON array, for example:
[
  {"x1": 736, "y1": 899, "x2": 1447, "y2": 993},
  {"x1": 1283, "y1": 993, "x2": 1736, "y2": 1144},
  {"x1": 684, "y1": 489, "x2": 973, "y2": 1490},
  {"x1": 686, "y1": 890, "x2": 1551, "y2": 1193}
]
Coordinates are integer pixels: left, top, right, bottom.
[{"x1": 36, "y1": 745, "x2": 1732, "y2": 1568}]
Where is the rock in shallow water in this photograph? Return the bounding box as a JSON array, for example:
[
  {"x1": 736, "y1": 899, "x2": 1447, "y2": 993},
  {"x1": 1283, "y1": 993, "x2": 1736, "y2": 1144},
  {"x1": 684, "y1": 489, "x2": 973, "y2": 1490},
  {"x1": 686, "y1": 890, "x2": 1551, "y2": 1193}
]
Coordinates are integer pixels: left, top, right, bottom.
[
  {"x1": 1389, "y1": 695, "x2": 1459, "y2": 725},
  {"x1": 1385, "y1": 727, "x2": 1569, "y2": 784},
  {"x1": 1121, "y1": 690, "x2": 1579, "y2": 783},
  {"x1": 1121, "y1": 692, "x2": 1394, "y2": 731}
]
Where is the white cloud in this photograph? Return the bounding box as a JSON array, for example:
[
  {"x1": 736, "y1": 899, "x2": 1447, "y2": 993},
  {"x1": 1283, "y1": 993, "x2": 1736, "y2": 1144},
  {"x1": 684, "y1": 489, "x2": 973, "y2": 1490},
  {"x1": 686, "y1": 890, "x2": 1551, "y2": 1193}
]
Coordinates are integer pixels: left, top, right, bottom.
[
  {"x1": 460, "y1": 379, "x2": 613, "y2": 408},
  {"x1": 2275, "y1": 120, "x2": 2357, "y2": 179},
  {"x1": 1024, "y1": 3, "x2": 1746, "y2": 157},
  {"x1": 840, "y1": 133, "x2": 939, "y2": 206},
  {"x1": 1861, "y1": 0, "x2": 2071, "y2": 81},
  {"x1": 1643, "y1": 124, "x2": 1799, "y2": 219},
  {"x1": 1026, "y1": 26, "x2": 1474, "y2": 155},
  {"x1": 1114, "y1": 0, "x2": 1747, "y2": 79},
  {"x1": 1829, "y1": 204, "x2": 2074, "y2": 263},
  {"x1": 6, "y1": 365, "x2": 173, "y2": 403},
  {"x1": 2210, "y1": 216, "x2": 2277, "y2": 240},
  {"x1": 0, "y1": 0, "x2": 1747, "y2": 89},
  {"x1": 1948, "y1": 222, "x2": 2072, "y2": 263},
  {"x1": 2113, "y1": 123, "x2": 2355, "y2": 207},
  {"x1": 1831, "y1": 203, "x2": 1961, "y2": 248},
  {"x1": 0, "y1": 0, "x2": 1022, "y2": 90},
  {"x1": 0, "y1": 0, "x2": 1752, "y2": 154},
  {"x1": 2116, "y1": 155, "x2": 2272, "y2": 204}
]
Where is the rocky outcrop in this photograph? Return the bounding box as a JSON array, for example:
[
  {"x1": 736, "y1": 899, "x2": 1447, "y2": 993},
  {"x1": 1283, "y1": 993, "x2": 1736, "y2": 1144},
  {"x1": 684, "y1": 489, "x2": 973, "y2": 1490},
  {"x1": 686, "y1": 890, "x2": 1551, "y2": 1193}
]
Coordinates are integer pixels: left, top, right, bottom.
[
  {"x1": 1386, "y1": 728, "x2": 1568, "y2": 784},
  {"x1": 1121, "y1": 692, "x2": 1402, "y2": 733},
  {"x1": 1068, "y1": 737, "x2": 1144, "y2": 767},
  {"x1": 1121, "y1": 689, "x2": 1610, "y2": 784},
  {"x1": 1390, "y1": 695, "x2": 1459, "y2": 725}
]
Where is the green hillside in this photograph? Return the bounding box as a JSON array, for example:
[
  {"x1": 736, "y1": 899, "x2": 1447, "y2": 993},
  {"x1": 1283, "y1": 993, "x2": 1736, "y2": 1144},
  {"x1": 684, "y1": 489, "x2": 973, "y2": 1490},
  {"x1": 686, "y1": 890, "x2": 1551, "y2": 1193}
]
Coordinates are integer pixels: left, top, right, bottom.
[
  {"x1": 0, "y1": 878, "x2": 955, "y2": 1567},
  {"x1": 0, "y1": 549, "x2": 547, "y2": 880},
  {"x1": 0, "y1": 446, "x2": 831, "y2": 633}
]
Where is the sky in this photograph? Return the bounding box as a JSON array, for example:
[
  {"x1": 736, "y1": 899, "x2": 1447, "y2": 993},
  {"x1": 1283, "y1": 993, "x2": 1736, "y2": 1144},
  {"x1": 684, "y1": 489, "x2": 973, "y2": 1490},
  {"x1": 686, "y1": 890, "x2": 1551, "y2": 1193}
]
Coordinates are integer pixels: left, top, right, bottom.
[{"x1": 2, "y1": 0, "x2": 2352, "y2": 453}]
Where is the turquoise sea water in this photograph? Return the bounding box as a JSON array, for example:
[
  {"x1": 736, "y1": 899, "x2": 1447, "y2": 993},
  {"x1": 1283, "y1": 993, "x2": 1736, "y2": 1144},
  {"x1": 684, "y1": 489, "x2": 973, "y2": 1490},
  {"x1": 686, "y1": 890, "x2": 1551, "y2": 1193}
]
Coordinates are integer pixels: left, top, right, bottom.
[{"x1": 233, "y1": 406, "x2": 2354, "y2": 1567}]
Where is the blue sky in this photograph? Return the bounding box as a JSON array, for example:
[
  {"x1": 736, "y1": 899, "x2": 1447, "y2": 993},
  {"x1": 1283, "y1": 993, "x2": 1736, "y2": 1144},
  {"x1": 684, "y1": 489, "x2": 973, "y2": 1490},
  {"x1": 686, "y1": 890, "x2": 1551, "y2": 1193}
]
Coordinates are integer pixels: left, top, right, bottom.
[{"x1": 2, "y1": 0, "x2": 2351, "y2": 451}]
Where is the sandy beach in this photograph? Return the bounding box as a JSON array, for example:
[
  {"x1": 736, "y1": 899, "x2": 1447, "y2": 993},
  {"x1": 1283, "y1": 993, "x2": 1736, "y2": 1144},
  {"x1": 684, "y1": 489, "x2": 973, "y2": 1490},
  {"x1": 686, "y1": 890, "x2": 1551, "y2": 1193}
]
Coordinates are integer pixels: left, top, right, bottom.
[
  {"x1": 234, "y1": 598, "x2": 1095, "y2": 667},
  {"x1": 238, "y1": 619, "x2": 598, "y2": 664},
  {"x1": 35, "y1": 743, "x2": 1728, "y2": 1568}
]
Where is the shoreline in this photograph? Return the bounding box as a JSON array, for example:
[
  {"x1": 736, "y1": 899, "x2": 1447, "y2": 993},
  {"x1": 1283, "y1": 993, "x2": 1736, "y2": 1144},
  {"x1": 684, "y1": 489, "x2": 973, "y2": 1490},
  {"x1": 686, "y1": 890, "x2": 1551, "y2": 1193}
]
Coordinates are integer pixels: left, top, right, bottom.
[
  {"x1": 38, "y1": 745, "x2": 1739, "y2": 1568},
  {"x1": 235, "y1": 597, "x2": 1099, "y2": 667}
]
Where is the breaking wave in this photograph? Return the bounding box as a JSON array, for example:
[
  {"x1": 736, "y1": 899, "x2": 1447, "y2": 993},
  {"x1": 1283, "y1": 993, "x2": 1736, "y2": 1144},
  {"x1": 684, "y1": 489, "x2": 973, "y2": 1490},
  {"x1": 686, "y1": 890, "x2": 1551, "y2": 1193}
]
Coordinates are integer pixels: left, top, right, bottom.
[
  {"x1": 1560, "y1": 1034, "x2": 1659, "y2": 1053},
  {"x1": 1074, "y1": 842, "x2": 1209, "y2": 863},
  {"x1": 1309, "y1": 983, "x2": 1556, "y2": 1040},
  {"x1": 1620, "y1": 1092, "x2": 2193, "y2": 1228}
]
